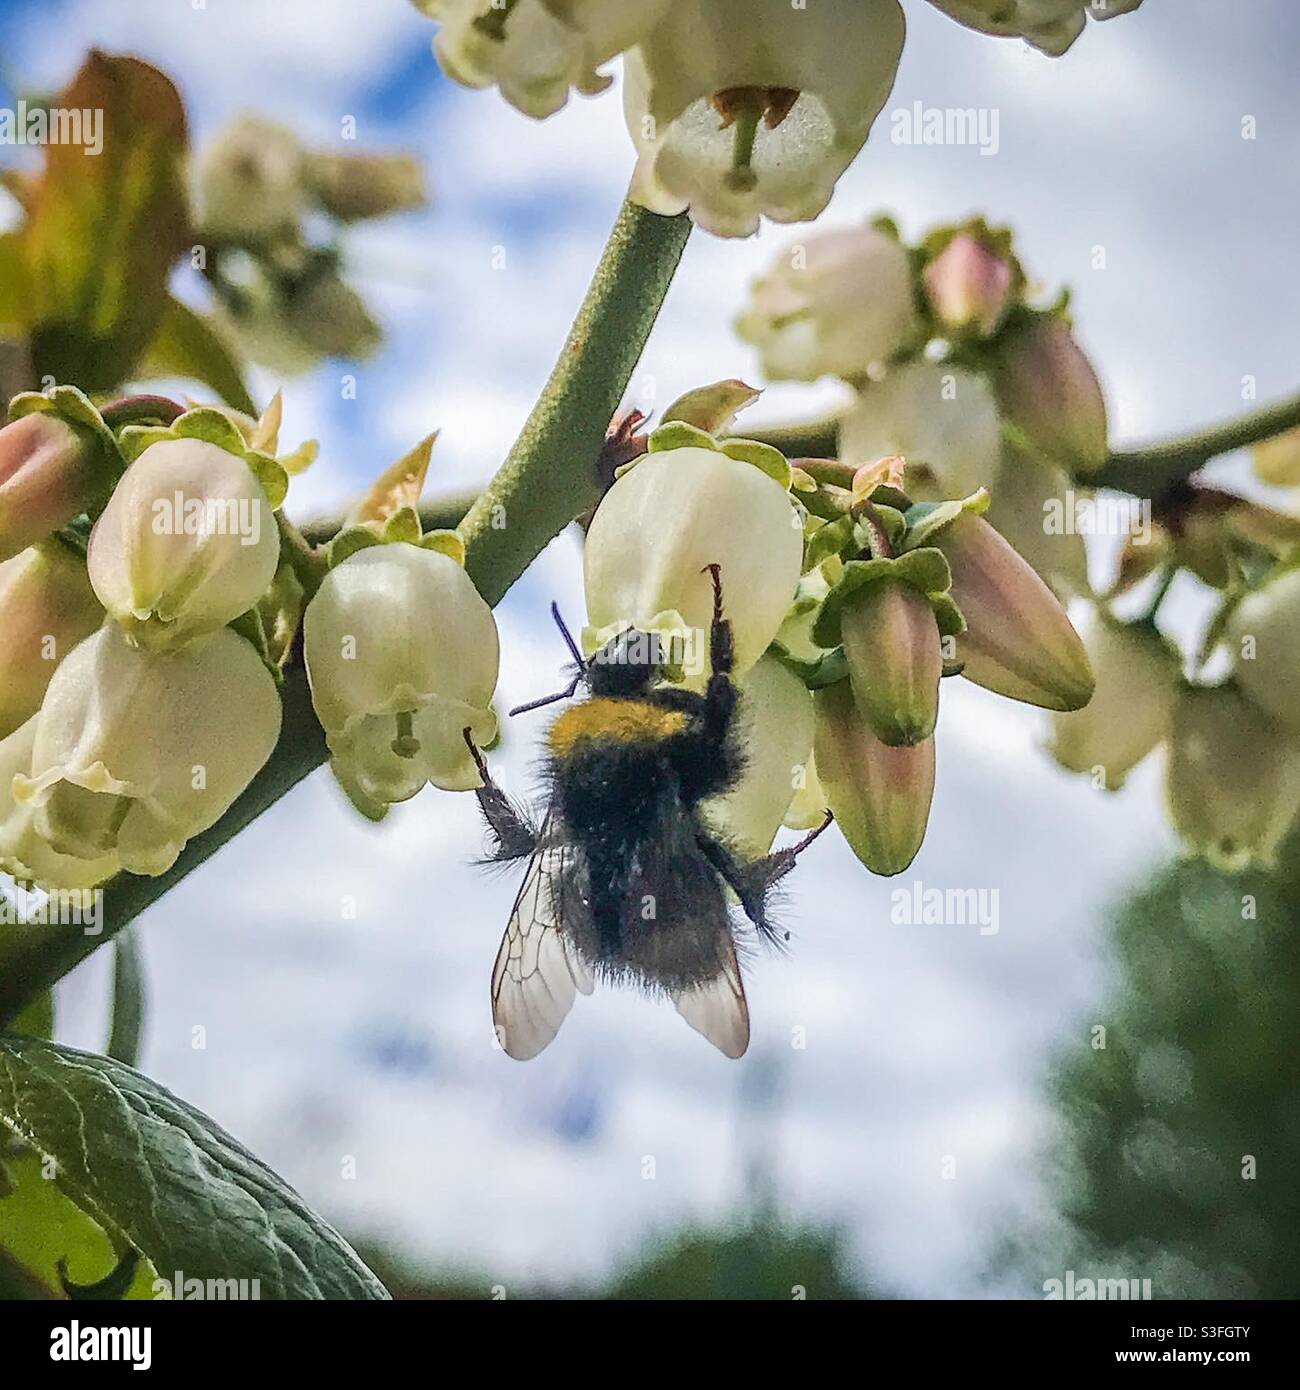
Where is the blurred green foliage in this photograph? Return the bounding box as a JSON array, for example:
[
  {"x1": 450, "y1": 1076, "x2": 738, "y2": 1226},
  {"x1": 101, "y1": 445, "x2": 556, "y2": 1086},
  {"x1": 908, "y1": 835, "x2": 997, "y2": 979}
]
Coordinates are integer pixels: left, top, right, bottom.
[
  {"x1": 1033, "y1": 850, "x2": 1300, "y2": 1298},
  {"x1": 356, "y1": 1216, "x2": 872, "y2": 1301}
]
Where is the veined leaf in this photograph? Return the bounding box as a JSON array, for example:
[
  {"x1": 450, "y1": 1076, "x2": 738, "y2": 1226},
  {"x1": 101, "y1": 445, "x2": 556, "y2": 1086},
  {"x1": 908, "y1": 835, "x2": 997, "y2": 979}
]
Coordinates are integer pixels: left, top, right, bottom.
[
  {"x1": 0, "y1": 1037, "x2": 389, "y2": 1300},
  {"x1": 23, "y1": 53, "x2": 189, "y2": 391}
]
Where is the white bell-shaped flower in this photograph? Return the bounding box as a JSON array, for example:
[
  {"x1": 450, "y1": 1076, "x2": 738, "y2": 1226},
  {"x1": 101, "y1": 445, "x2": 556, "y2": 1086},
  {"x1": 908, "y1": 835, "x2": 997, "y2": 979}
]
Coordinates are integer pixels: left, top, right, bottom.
[
  {"x1": 703, "y1": 655, "x2": 813, "y2": 859},
  {"x1": 1050, "y1": 613, "x2": 1181, "y2": 790},
  {"x1": 303, "y1": 543, "x2": 500, "y2": 803},
  {"x1": 1225, "y1": 566, "x2": 1300, "y2": 735},
  {"x1": 10, "y1": 624, "x2": 282, "y2": 879},
  {"x1": 736, "y1": 224, "x2": 920, "y2": 382},
  {"x1": 624, "y1": 0, "x2": 906, "y2": 238},
  {"x1": 1165, "y1": 683, "x2": 1300, "y2": 872},
  {"x1": 415, "y1": 0, "x2": 668, "y2": 119},
  {"x1": 926, "y1": 0, "x2": 1143, "y2": 56},
  {"x1": 839, "y1": 360, "x2": 1003, "y2": 499},
  {"x1": 584, "y1": 444, "x2": 803, "y2": 678},
  {"x1": 88, "y1": 438, "x2": 280, "y2": 652},
  {"x1": 0, "y1": 716, "x2": 120, "y2": 890}
]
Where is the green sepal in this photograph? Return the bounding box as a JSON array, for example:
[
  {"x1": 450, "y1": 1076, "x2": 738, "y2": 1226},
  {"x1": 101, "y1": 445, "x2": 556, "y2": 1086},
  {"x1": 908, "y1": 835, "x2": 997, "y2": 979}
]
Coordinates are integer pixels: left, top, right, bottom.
[
  {"x1": 804, "y1": 514, "x2": 856, "y2": 571},
  {"x1": 901, "y1": 488, "x2": 990, "y2": 551},
  {"x1": 116, "y1": 407, "x2": 290, "y2": 509},
  {"x1": 930, "y1": 591, "x2": 967, "y2": 639},
  {"x1": 647, "y1": 421, "x2": 717, "y2": 453},
  {"x1": 789, "y1": 467, "x2": 818, "y2": 494},
  {"x1": 769, "y1": 641, "x2": 849, "y2": 691},
  {"x1": 661, "y1": 379, "x2": 760, "y2": 434},
  {"x1": 7, "y1": 384, "x2": 124, "y2": 490},
  {"x1": 326, "y1": 525, "x2": 383, "y2": 569},
  {"x1": 718, "y1": 437, "x2": 792, "y2": 489},
  {"x1": 813, "y1": 548, "x2": 954, "y2": 648},
  {"x1": 420, "y1": 528, "x2": 467, "y2": 565},
  {"x1": 382, "y1": 505, "x2": 422, "y2": 546}
]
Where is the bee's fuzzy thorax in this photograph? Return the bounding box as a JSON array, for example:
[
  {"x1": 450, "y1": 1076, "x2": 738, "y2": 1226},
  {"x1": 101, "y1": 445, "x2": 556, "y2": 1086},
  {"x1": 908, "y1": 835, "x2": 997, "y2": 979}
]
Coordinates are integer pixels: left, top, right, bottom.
[{"x1": 547, "y1": 697, "x2": 689, "y2": 759}]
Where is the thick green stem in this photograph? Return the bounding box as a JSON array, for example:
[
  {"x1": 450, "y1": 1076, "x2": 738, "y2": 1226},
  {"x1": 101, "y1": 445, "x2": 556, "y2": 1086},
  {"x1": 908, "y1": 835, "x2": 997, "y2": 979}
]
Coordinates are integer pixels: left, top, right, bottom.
[
  {"x1": 459, "y1": 201, "x2": 691, "y2": 606},
  {"x1": 0, "y1": 200, "x2": 691, "y2": 1026}
]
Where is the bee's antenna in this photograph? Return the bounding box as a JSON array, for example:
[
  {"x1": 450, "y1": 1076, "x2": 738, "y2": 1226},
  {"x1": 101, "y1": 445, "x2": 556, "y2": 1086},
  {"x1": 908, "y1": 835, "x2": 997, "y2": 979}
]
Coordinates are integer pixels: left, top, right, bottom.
[{"x1": 550, "y1": 603, "x2": 586, "y2": 669}]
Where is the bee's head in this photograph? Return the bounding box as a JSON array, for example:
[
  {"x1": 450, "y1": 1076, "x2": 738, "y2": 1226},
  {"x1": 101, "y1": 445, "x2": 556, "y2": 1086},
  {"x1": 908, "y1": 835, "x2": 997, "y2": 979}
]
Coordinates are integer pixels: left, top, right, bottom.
[{"x1": 586, "y1": 627, "x2": 664, "y2": 698}]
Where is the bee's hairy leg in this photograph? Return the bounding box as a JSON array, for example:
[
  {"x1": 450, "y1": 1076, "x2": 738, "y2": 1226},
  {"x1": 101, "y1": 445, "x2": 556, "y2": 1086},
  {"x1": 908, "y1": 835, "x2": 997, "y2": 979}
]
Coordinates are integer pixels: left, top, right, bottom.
[
  {"x1": 754, "y1": 811, "x2": 834, "y2": 889},
  {"x1": 701, "y1": 562, "x2": 735, "y2": 678},
  {"x1": 697, "y1": 832, "x2": 779, "y2": 943},
  {"x1": 463, "y1": 728, "x2": 537, "y2": 862}
]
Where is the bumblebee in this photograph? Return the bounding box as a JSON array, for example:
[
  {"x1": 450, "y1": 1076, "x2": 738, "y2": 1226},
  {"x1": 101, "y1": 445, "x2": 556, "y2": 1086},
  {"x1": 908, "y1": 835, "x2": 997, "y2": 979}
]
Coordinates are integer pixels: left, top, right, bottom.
[{"x1": 467, "y1": 565, "x2": 828, "y2": 1060}]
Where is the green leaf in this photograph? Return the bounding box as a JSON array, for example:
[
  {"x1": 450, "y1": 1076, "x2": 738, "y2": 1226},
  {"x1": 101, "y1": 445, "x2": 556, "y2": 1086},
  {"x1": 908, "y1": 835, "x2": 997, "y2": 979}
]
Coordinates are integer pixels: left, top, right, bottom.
[
  {"x1": 22, "y1": 53, "x2": 190, "y2": 392},
  {"x1": 138, "y1": 297, "x2": 256, "y2": 415},
  {"x1": 0, "y1": 1148, "x2": 159, "y2": 1300},
  {"x1": 0, "y1": 1036, "x2": 389, "y2": 1300}
]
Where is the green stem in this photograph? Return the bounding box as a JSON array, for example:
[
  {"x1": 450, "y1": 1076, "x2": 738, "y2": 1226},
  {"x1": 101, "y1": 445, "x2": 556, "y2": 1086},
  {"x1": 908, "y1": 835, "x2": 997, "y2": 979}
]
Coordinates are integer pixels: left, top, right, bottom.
[
  {"x1": 1089, "y1": 389, "x2": 1300, "y2": 494},
  {"x1": 0, "y1": 199, "x2": 690, "y2": 1027},
  {"x1": 459, "y1": 201, "x2": 691, "y2": 606},
  {"x1": 751, "y1": 386, "x2": 1300, "y2": 500}
]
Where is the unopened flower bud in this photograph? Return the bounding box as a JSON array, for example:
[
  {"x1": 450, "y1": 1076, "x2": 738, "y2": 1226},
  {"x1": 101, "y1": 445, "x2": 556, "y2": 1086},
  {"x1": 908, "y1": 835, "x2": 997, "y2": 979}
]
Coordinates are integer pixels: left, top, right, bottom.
[
  {"x1": 625, "y1": 0, "x2": 905, "y2": 237},
  {"x1": 1049, "y1": 614, "x2": 1180, "y2": 790},
  {"x1": 841, "y1": 580, "x2": 942, "y2": 746},
  {"x1": 704, "y1": 655, "x2": 814, "y2": 858},
  {"x1": 736, "y1": 224, "x2": 919, "y2": 382},
  {"x1": 1224, "y1": 566, "x2": 1300, "y2": 735},
  {"x1": 1165, "y1": 682, "x2": 1300, "y2": 872},
  {"x1": 0, "y1": 413, "x2": 108, "y2": 563},
  {"x1": 11, "y1": 624, "x2": 282, "y2": 879},
  {"x1": 937, "y1": 513, "x2": 1094, "y2": 710},
  {"x1": 922, "y1": 233, "x2": 1014, "y2": 339},
  {"x1": 991, "y1": 315, "x2": 1108, "y2": 475},
  {"x1": 303, "y1": 543, "x2": 499, "y2": 803},
  {"x1": 306, "y1": 151, "x2": 427, "y2": 222},
  {"x1": 813, "y1": 678, "x2": 934, "y2": 876},
  {"x1": 0, "y1": 541, "x2": 103, "y2": 740},
  {"x1": 584, "y1": 443, "x2": 802, "y2": 677},
  {"x1": 87, "y1": 438, "x2": 280, "y2": 652},
  {"x1": 840, "y1": 360, "x2": 1002, "y2": 500}
]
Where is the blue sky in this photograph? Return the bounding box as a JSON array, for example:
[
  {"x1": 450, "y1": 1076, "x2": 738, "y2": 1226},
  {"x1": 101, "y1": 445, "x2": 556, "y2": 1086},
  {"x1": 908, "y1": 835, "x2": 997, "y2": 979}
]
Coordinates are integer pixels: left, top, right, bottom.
[{"x1": 3, "y1": 0, "x2": 1298, "y2": 1295}]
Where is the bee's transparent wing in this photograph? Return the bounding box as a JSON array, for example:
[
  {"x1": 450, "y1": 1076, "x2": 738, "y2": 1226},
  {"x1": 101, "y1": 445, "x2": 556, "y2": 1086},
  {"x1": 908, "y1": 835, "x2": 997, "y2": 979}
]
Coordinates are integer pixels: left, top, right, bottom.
[
  {"x1": 672, "y1": 945, "x2": 750, "y2": 1059},
  {"x1": 491, "y1": 834, "x2": 591, "y2": 1061}
]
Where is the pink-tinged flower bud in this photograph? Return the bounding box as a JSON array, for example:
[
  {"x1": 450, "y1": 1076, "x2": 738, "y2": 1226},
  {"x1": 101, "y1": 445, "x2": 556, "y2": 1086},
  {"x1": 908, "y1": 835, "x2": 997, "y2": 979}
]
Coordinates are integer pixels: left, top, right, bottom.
[
  {"x1": 0, "y1": 413, "x2": 105, "y2": 563},
  {"x1": 1165, "y1": 683, "x2": 1300, "y2": 872},
  {"x1": 813, "y1": 678, "x2": 934, "y2": 876},
  {"x1": 841, "y1": 580, "x2": 942, "y2": 746},
  {"x1": 937, "y1": 514, "x2": 1094, "y2": 711},
  {"x1": 922, "y1": 234, "x2": 1013, "y2": 339},
  {"x1": 991, "y1": 316, "x2": 1108, "y2": 475},
  {"x1": 1049, "y1": 613, "x2": 1181, "y2": 790},
  {"x1": 0, "y1": 541, "x2": 103, "y2": 740}
]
